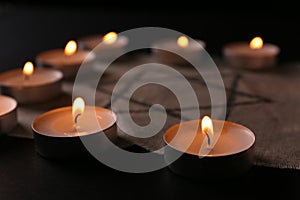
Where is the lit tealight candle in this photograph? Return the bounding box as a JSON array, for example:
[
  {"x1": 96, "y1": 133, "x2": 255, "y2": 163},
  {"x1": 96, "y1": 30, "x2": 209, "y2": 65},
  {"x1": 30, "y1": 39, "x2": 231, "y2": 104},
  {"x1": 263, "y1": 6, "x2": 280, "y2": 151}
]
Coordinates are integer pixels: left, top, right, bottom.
[
  {"x1": 152, "y1": 35, "x2": 206, "y2": 65},
  {"x1": 163, "y1": 116, "x2": 255, "y2": 179},
  {"x1": 0, "y1": 61, "x2": 63, "y2": 104},
  {"x1": 78, "y1": 31, "x2": 129, "y2": 61},
  {"x1": 32, "y1": 97, "x2": 117, "y2": 159},
  {"x1": 222, "y1": 36, "x2": 280, "y2": 70},
  {"x1": 0, "y1": 95, "x2": 18, "y2": 134},
  {"x1": 36, "y1": 40, "x2": 96, "y2": 79}
]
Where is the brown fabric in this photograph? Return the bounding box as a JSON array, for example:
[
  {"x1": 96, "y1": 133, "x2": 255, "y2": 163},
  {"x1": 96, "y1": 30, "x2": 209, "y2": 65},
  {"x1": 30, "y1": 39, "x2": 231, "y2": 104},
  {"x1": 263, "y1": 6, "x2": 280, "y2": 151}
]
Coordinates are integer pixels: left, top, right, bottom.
[{"x1": 8, "y1": 56, "x2": 300, "y2": 170}]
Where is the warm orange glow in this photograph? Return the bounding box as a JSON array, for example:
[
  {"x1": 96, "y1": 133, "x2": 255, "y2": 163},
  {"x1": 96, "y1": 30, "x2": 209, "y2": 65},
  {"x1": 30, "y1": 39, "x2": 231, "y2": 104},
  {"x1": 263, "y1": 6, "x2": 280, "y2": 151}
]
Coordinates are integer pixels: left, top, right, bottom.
[
  {"x1": 177, "y1": 36, "x2": 189, "y2": 48},
  {"x1": 64, "y1": 40, "x2": 77, "y2": 56},
  {"x1": 103, "y1": 32, "x2": 118, "y2": 44},
  {"x1": 249, "y1": 37, "x2": 263, "y2": 50},
  {"x1": 201, "y1": 116, "x2": 213, "y2": 136},
  {"x1": 22, "y1": 61, "x2": 34, "y2": 77},
  {"x1": 72, "y1": 97, "x2": 85, "y2": 124}
]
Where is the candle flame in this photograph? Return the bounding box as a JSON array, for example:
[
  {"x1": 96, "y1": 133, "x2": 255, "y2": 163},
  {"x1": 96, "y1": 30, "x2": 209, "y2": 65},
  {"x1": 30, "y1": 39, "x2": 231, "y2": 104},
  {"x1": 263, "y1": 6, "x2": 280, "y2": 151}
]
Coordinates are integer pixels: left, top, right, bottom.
[
  {"x1": 103, "y1": 32, "x2": 118, "y2": 44},
  {"x1": 64, "y1": 40, "x2": 77, "y2": 56},
  {"x1": 249, "y1": 37, "x2": 263, "y2": 50},
  {"x1": 177, "y1": 36, "x2": 189, "y2": 48},
  {"x1": 72, "y1": 97, "x2": 85, "y2": 124},
  {"x1": 201, "y1": 116, "x2": 213, "y2": 136},
  {"x1": 22, "y1": 61, "x2": 34, "y2": 77}
]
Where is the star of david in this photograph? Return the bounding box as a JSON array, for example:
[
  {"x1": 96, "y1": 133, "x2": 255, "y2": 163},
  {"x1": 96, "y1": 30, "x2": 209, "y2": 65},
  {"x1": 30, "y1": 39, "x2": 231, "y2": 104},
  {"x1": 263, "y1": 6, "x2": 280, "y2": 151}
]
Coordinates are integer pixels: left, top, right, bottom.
[{"x1": 97, "y1": 71, "x2": 272, "y2": 121}]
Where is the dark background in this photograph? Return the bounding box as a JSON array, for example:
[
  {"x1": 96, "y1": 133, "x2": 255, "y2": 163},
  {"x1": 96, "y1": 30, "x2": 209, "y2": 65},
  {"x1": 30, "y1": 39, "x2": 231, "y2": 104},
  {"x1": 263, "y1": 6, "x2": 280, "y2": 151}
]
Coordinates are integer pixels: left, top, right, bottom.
[{"x1": 0, "y1": 2, "x2": 300, "y2": 71}]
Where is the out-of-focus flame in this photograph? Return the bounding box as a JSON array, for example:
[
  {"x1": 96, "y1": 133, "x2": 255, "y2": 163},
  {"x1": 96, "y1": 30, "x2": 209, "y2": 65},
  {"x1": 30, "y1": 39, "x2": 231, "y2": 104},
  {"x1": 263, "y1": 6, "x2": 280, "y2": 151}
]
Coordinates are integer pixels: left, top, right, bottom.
[
  {"x1": 103, "y1": 32, "x2": 118, "y2": 44},
  {"x1": 177, "y1": 36, "x2": 189, "y2": 48},
  {"x1": 250, "y1": 37, "x2": 263, "y2": 50},
  {"x1": 64, "y1": 40, "x2": 77, "y2": 56},
  {"x1": 23, "y1": 61, "x2": 34, "y2": 77}
]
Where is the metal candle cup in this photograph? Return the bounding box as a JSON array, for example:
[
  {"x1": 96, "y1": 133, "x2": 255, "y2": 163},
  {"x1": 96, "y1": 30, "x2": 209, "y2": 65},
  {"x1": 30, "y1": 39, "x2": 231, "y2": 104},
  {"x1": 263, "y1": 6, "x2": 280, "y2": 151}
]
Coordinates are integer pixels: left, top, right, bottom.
[
  {"x1": 32, "y1": 105, "x2": 117, "y2": 160},
  {"x1": 36, "y1": 40, "x2": 96, "y2": 79},
  {"x1": 152, "y1": 36, "x2": 206, "y2": 65},
  {"x1": 78, "y1": 32, "x2": 129, "y2": 61},
  {"x1": 0, "y1": 95, "x2": 18, "y2": 134},
  {"x1": 223, "y1": 37, "x2": 280, "y2": 70},
  {"x1": 163, "y1": 119, "x2": 255, "y2": 179},
  {"x1": 0, "y1": 67, "x2": 63, "y2": 104}
]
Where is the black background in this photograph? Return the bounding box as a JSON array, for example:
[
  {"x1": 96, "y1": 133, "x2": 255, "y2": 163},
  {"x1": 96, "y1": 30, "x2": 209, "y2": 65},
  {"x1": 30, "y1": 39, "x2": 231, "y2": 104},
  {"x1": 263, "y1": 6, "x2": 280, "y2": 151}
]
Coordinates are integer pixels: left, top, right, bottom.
[{"x1": 0, "y1": 2, "x2": 300, "y2": 71}]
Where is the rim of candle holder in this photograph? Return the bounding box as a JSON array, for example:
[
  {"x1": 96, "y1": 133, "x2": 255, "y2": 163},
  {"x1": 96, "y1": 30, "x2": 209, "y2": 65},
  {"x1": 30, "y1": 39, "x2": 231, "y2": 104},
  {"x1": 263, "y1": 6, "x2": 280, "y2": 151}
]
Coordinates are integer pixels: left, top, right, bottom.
[
  {"x1": 78, "y1": 34, "x2": 129, "y2": 50},
  {"x1": 0, "y1": 95, "x2": 18, "y2": 118},
  {"x1": 35, "y1": 49, "x2": 96, "y2": 67},
  {"x1": 223, "y1": 41, "x2": 280, "y2": 57},
  {"x1": 31, "y1": 106, "x2": 117, "y2": 138},
  {"x1": 0, "y1": 68, "x2": 64, "y2": 88},
  {"x1": 163, "y1": 119, "x2": 256, "y2": 157},
  {"x1": 0, "y1": 95, "x2": 18, "y2": 134}
]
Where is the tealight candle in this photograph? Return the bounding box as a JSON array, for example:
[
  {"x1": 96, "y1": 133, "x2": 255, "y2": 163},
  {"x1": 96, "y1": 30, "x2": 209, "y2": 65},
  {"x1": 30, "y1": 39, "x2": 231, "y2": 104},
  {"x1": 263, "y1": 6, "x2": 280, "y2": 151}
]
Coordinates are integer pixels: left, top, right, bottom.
[
  {"x1": 78, "y1": 32, "x2": 129, "y2": 61},
  {"x1": 152, "y1": 35, "x2": 206, "y2": 65},
  {"x1": 222, "y1": 36, "x2": 280, "y2": 69},
  {"x1": 32, "y1": 97, "x2": 117, "y2": 160},
  {"x1": 163, "y1": 116, "x2": 255, "y2": 179},
  {"x1": 0, "y1": 95, "x2": 18, "y2": 134},
  {"x1": 0, "y1": 61, "x2": 63, "y2": 104},
  {"x1": 36, "y1": 40, "x2": 96, "y2": 79}
]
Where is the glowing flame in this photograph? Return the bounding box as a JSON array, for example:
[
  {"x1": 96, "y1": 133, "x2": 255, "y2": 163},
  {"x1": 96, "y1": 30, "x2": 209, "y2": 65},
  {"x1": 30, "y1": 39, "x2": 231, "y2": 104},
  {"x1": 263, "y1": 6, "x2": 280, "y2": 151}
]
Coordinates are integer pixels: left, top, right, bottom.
[
  {"x1": 177, "y1": 36, "x2": 189, "y2": 48},
  {"x1": 103, "y1": 32, "x2": 118, "y2": 44},
  {"x1": 64, "y1": 40, "x2": 77, "y2": 56},
  {"x1": 201, "y1": 116, "x2": 214, "y2": 136},
  {"x1": 250, "y1": 37, "x2": 263, "y2": 50},
  {"x1": 22, "y1": 61, "x2": 34, "y2": 77},
  {"x1": 72, "y1": 97, "x2": 85, "y2": 124}
]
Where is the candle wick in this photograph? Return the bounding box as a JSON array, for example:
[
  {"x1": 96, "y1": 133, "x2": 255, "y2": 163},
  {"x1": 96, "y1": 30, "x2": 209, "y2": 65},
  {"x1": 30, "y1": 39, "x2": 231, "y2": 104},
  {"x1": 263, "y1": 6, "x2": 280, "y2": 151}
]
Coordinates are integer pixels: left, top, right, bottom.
[
  {"x1": 74, "y1": 113, "x2": 81, "y2": 124},
  {"x1": 205, "y1": 131, "x2": 211, "y2": 146}
]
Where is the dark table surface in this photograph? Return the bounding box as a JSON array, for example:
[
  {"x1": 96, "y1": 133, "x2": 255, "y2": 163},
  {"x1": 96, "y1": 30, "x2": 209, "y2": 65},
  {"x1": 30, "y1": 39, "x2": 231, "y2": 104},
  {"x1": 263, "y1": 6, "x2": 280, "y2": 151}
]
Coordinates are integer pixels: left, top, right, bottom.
[
  {"x1": 0, "y1": 136, "x2": 300, "y2": 200},
  {"x1": 0, "y1": 3, "x2": 300, "y2": 200}
]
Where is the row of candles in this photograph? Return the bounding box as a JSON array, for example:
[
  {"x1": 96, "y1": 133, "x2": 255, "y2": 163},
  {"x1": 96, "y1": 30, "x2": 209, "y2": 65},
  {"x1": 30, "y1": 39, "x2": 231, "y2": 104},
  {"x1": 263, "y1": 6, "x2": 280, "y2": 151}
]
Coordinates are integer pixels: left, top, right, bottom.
[{"x1": 0, "y1": 31, "x2": 278, "y2": 178}]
